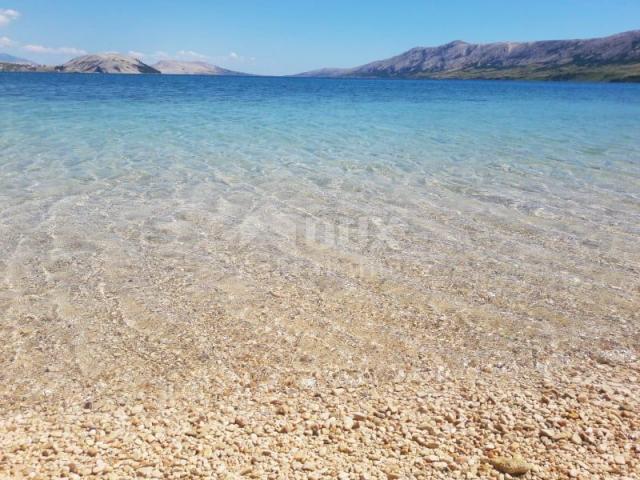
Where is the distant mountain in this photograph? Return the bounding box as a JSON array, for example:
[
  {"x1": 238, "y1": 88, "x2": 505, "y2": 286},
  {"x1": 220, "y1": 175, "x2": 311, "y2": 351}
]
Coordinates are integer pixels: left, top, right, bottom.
[
  {"x1": 0, "y1": 53, "x2": 37, "y2": 65},
  {"x1": 57, "y1": 54, "x2": 160, "y2": 74},
  {"x1": 297, "y1": 30, "x2": 640, "y2": 82},
  {"x1": 296, "y1": 67, "x2": 349, "y2": 78},
  {"x1": 152, "y1": 60, "x2": 250, "y2": 76}
]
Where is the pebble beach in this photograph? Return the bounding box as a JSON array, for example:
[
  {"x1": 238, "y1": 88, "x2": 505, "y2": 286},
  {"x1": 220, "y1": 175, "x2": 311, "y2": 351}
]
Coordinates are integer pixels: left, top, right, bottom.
[{"x1": 1, "y1": 75, "x2": 639, "y2": 478}]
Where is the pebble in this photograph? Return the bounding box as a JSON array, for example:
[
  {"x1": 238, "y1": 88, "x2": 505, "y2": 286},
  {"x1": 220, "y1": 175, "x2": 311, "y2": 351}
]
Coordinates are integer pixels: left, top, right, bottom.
[
  {"x1": 343, "y1": 416, "x2": 355, "y2": 430},
  {"x1": 489, "y1": 455, "x2": 532, "y2": 476},
  {"x1": 613, "y1": 455, "x2": 626, "y2": 465},
  {"x1": 0, "y1": 364, "x2": 636, "y2": 480}
]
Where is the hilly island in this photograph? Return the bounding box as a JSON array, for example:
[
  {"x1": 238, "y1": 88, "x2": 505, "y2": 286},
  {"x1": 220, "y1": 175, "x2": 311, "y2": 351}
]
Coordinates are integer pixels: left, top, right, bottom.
[
  {"x1": 298, "y1": 30, "x2": 640, "y2": 82},
  {"x1": 0, "y1": 53, "x2": 251, "y2": 76},
  {"x1": 2, "y1": 30, "x2": 640, "y2": 81}
]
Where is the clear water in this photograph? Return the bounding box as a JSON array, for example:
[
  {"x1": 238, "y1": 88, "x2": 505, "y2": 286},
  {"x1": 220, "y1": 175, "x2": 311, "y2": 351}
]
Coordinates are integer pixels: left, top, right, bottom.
[{"x1": 1, "y1": 73, "x2": 639, "y2": 395}]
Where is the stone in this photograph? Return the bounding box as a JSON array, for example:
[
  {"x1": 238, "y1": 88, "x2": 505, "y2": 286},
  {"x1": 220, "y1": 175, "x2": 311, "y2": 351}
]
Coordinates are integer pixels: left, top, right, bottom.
[
  {"x1": 489, "y1": 456, "x2": 532, "y2": 476},
  {"x1": 130, "y1": 405, "x2": 144, "y2": 415},
  {"x1": 92, "y1": 459, "x2": 107, "y2": 474},
  {"x1": 86, "y1": 447, "x2": 98, "y2": 457},
  {"x1": 137, "y1": 467, "x2": 155, "y2": 477},
  {"x1": 613, "y1": 455, "x2": 626, "y2": 465},
  {"x1": 343, "y1": 416, "x2": 355, "y2": 430},
  {"x1": 571, "y1": 432, "x2": 582, "y2": 445}
]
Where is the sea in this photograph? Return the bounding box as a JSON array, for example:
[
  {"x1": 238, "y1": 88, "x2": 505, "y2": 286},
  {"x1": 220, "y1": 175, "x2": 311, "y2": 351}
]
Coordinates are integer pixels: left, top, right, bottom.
[{"x1": 1, "y1": 73, "x2": 639, "y2": 385}]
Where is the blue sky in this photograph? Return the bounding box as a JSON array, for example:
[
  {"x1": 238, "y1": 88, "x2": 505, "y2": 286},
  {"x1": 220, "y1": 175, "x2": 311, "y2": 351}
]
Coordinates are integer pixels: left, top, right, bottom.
[{"x1": 1, "y1": 1, "x2": 639, "y2": 74}]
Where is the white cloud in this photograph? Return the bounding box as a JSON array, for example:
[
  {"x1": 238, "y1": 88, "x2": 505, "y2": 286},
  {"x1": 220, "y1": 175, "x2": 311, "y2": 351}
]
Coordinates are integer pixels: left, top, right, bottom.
[
  {"x1": 116, "y1": 49, "x2": 255, "y2": 66},
  {"x1": 23, "y1": 44, "x2": 87, "y2": 56},
  {"x1": 212, "y1": 51, "x2": 255, "y2": 65},
  {"x1": 0, "y1": 8, "x2": 19, "y2": 27},
  {"x1": 0, "y1": 35, "x2": 14, "y2": 47},
  {"x1": 176, "y1": 50, "x2": 208, "y2": 60},
  {"x1": 124, "y1": 50, "x2": 208, "y2": 62},
  {"x1": 58, "y1": 47, "x2": 87, "y2": 55}
]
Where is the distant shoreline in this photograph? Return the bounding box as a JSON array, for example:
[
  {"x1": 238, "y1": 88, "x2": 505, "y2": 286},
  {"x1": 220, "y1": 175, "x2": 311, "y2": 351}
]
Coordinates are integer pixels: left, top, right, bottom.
[
  {"x1": 3, "y1": 29, "x2": 640, "y2": 82},
  {"x1": 2, "y1": 68, "x2": 639, "y2": 84}
]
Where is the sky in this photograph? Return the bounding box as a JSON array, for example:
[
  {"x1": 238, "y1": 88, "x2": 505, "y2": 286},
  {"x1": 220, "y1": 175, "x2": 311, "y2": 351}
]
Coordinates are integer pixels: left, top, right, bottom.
[{"x1": 1, "y1": 0, "x2": 639, "y2": 75}]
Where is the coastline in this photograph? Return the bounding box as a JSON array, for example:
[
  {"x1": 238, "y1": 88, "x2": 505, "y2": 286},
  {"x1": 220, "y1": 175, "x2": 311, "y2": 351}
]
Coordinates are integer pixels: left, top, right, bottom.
[{"x1": 1, "y1": 74, "x2": 638, "y2": 479}]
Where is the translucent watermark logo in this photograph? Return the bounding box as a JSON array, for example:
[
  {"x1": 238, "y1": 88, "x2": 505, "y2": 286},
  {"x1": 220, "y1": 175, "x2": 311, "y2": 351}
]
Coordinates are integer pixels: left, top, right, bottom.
[{"x1": 230, "y1": 208, "x2": 402, "y2": 281}]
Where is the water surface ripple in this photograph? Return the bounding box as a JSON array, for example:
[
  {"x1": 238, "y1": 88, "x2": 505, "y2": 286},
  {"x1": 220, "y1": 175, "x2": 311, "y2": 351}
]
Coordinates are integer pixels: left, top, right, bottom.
[{"x1": 0, "y1": 73, "x2": 639, "y2": 399}]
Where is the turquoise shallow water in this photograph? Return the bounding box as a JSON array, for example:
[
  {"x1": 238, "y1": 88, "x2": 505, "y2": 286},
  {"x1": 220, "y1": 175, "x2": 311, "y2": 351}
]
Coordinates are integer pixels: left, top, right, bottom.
[
  {"x1": 2, "y1": 74, "x2": 639, "y2": 207},
  {"x1": 1, "y1": 74, "x2": 639, "y2": 392}
]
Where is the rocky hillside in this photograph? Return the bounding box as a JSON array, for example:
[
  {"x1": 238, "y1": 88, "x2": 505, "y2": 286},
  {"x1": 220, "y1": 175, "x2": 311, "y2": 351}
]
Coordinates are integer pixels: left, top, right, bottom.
[
  {"x1": 152, "y1": 60, "x2": 249, "y2": 76},
  {"x1": 298, "y1": 30, "x2": 640, "y2": 82},
  {"x1": 57, "y1": 54, "x2": 160, "y2": 74}
]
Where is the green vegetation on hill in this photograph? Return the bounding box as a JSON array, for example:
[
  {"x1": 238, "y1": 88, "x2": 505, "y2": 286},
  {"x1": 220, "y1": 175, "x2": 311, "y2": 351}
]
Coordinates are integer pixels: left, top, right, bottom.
[
  {"x1": 417, "y1": 63, "x2": 640, "y2": 82},
  {"x1": 300, "y1": 30, "x2": 640, "y2": 83},
  {"x1": 0, "y1": 62, "x2": 50, "y2": 72}
]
